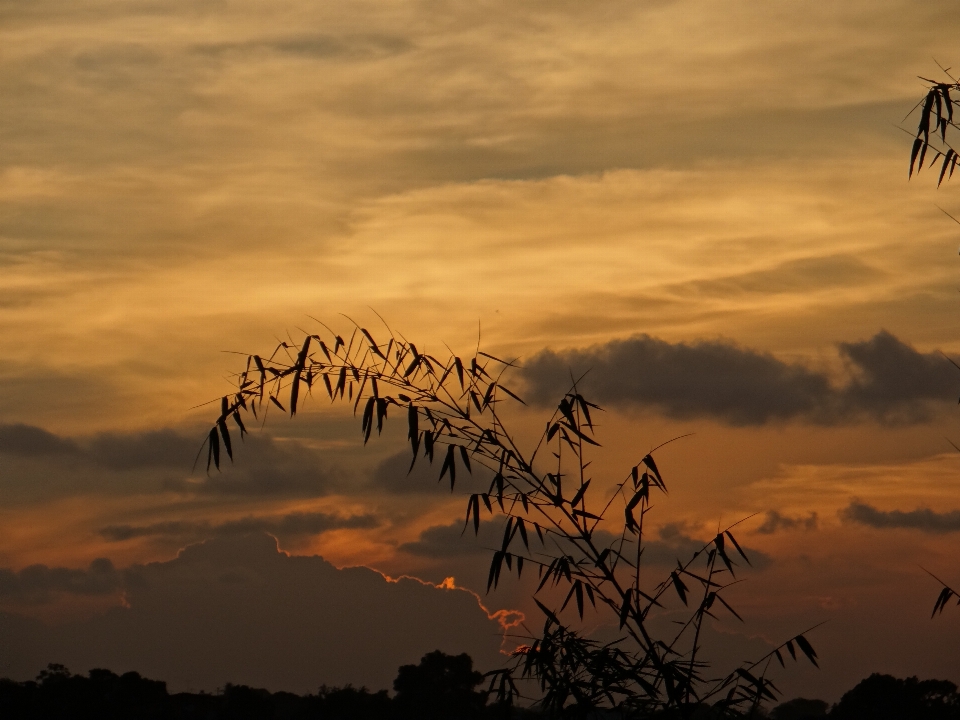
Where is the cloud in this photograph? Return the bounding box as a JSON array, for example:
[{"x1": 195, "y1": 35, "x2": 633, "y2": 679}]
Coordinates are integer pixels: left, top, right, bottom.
[
  {"x1": 840, "y1": 501, "x2": 960, "y2": 533},
  {"x1": 755, "y1": 510, "x2": 819, "y2": 535},
  {"x1": 87, "y1": 429, "x2": 197, "y2": 470},
  {"x1": 367, "y1": 450, "x2": 493, "y2": 495},
  {"x1": 401, "y1": 518, "x2": 771, "y2": 570},
  {"x1": 0, "y1": 423, "x2": 341, "y2": 500},
  {"x1": 193, "y1": 34, "x2": 414, "y2": 61},
  {"x1": 0, "y1": 424, "x2": 81, "y2": 457},
  {"x1": 666, "y1": 255, "x2": 883, "y2": 299},
  {"x1": 0, "y1": 558, "x2": 123, "y2": 602},
  {"x1": 99, "y1": 511, "x2": 378, "y2": 543},
  {"x1": 399, "y1": 519, "x2": 502, "y2": 558},
  {"x1": 0, "y1": 534, "x2": 508, "y2": 693},
  {"x1": 521, "y1": 331, "x2": 958, "y2": 426}
]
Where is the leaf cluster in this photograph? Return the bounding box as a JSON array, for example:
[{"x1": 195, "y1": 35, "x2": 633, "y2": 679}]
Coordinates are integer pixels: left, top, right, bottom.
[
  {"x1": 908, "y1": 71, "x2": 960, "y2": 185},
  {"x1": 201, "y1": 320, "x2": 820, "y2": 719}
]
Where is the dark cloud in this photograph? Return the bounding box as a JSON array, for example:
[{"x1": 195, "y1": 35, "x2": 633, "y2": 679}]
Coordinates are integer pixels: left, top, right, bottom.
[
  {"x1": 100, "y1": 511, "x2": 378, "y2": 543},
  {"x1": 521, "y1": 331, "x2": 958, "y2": 426},
  {"x1": 839, "y1": 332, "x2": 959, "y2": 421},
  {"x1": 368, "y1": 450, "x2": 493, "y2": 495},
  {"x1": 840, "y1": 501, "x2": 960, "y2": 533},
  {"x1": 0, "y1": 421, "x2": 341, "y2": 499},
  {"x1": 88, "y1": 429, "x2": 337, "y2": 495},
  {"x1": 87, "y1": 429, "x2": 197, "y2": 470},
  {"x1": 0, "y1": 424, "x2": 80, "y2": 457},
  {"x1": 755, "y1": 510, "x2": 819, "y2": 535},
  {"x1": 399, "y1": 518, "x2": 502, "y2": 558},
  {"x1": 401, "y1": 518, "x2": 771, "y2": 570},
  {"x1": 0, "y1": 534, "x2": 507, "y2": 693},
  {"x1": 0, "y1": 558, "x2": 123, "y2": 602}
]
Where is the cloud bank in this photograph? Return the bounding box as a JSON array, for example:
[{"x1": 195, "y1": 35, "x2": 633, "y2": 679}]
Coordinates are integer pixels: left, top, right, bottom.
[
  {"x1": 401, "y1": 518, "x2": 771, "y2": 570},
  {"x1": 0, "y1": 425, "x2": 341, "y2": 500},
  {"x1": 840, "y1": 501, "x2": 960, "y2": 533},
  {"x1": 0, "y1": 534, "x2": 508, "y2": 693},
  {"x1": 521, "y1": 331, "x2": 958, "y2": 425}
]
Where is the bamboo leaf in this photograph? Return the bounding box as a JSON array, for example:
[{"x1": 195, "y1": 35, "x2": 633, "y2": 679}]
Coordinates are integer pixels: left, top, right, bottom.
[
  {"x1": 642, "y1": 454, "x2": 665, "y2": 490},
  {"x1": 793, "y1": 635, "x2": 819, "y2": 667},
  {"x1": 458, "y1": 444, "x2": 472, "y2": 473},
  {"x1": 440, "y1": 444, "x2": 456, "y2": 489},
  {"x1": 670, "y1": 571, "x2": 689, "y2": 605},
  {"x1": 725, "y1": 530, "x2": 751, "y2": 565},
  {"x1": 207, "y1": 427, "x2": 220, "y2": 472}
]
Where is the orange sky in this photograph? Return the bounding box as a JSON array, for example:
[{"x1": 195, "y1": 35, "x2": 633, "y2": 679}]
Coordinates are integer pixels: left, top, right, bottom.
[{"x1": 2, "y1": 0, "x2": 960, "y2": 703}]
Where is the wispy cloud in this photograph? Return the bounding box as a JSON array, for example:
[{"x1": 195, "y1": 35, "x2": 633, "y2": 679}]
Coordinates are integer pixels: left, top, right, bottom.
[
  {"x1": 755, "y1": 510, "x2": 818, "y2": 535},
  {"x1": 400, "y1": 518, "x2": 772, "y2": 569},
  {"x1": 99, "y1": 511, "x2": 377, "y2": 542}
]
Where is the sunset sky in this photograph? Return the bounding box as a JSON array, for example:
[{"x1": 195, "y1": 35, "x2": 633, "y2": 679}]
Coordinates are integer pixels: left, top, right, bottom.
[{"x1": 3, "y1": 0, "x2": 960, "y2": 704}]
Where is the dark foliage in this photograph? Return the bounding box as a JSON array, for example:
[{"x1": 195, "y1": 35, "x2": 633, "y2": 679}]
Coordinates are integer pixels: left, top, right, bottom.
[
  {"x1": 393, "y1": 650, "x2": 486, "y2": 720},
  {"x1": 5, "y1": 665, "x2": 959, "y2": 719},
  {"x1": 830, "y1": 674, "x2": 960, "y2": 720},
  {"x1": 769, "y1": 698, "x2": 828, "y2": 720},
  {"x1": 0, "y1": 656, "x2": 469, "y2": 720}
]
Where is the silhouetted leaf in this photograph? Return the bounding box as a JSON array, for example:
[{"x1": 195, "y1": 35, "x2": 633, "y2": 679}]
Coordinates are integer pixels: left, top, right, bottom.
[
  {"x1": 361, "y1": 328, "x2": 385, "y2": 358},
  {"x1": 217, "y1": 419, "x2": 232, "y2": 460},
  {"x1": 289, "y1": 336, "x2": 311, "y2": 416},
  {"x1": 361, "y1": 397, "x2": 375, "y2": 444},
  {"x1": 933, "y1": 586, "x2": 954, "y2": 617},
  {"x1": 793, "y1": 635, "x2": 818, "y2": 668},
  {"x1": 715, "y1": 593, "x2": 743, "y2": 622},
  {"x1": 910, "y1": 137, "x2": 924, "y2": 177},
  {"x1": 440, "y1": 444, "x2": 456, "y2": 488},
  {"x1": 725, "y1": 530, "x2": 750, "y2": 565},
  {"x1": 207, "y1": 427, "x2": 220, "y2": 472},
  {"x1": 497, "y1": 384, "x2": 526, "y2": 405},
  {"x1": 517, "y1": 518, "x2": 529, "y2": 548},
  {"x1": 642, "y1": 454, "x2": 665, "y2": 490},
  {"x1": 487, "y1": 551, "x2": 504, "y2": 592},
  {"x1": 670, "y1": 572, "x2": 689, "y2": 606},
  {"x1": 570, "y1": 480, "x2": 590, "y2": 507},
  {"x1": 466, "y1": 494, "x2": 481, "y2": 534},
  {"x1": 407, "y1": 404, "x2": 420, "y2": 459},
  {"x1": 232, "y1": 411, "x2": 246, "y2": 438},
  {"x1": 534, "y1": 598, "x2": 561, "y2": 628},
  {"x1": 619, "y1": 589, "x2": 633, "y2": 628}
]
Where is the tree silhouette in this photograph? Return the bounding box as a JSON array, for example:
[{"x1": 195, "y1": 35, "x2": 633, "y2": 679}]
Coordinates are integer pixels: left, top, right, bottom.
[
  {"x1": 199, "y1": 321, "x2": 820, "y2": 718},
  {"x1": 769, "y1": 697, "x2": 828, "y2": 720},
  {"x1": 393, "y1": 650, "x2": 486, "y2": 720},
  {"x1": 830, "y1": 674, "x2": 960, "y2": 720}
]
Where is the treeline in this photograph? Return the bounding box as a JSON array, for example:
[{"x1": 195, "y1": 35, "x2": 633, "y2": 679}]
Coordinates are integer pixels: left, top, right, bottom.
[
  {"x1": 0, "y1": 651, "x2": 519, "y2": 720},
  {"x1": 2, "y1": 653, "x2": 959, "y2": 720}
]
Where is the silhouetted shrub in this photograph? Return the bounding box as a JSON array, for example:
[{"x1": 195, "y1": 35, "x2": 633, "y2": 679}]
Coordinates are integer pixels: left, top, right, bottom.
[
  {"x1": 770, "y1": 697, "x2": 827, "y2": 720},
  {"x1": 393, "y1": 650, "x2": 485, "y2": 720},
  {"x1": 830, "y1": 674, "x2": 960, "y2": 720}
]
